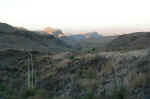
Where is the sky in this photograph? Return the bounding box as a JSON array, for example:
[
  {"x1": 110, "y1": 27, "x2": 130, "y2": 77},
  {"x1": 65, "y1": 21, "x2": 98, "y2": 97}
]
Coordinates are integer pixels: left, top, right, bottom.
[{"x1": 1, "y1": 0, "x2": 150, "y2": 35}]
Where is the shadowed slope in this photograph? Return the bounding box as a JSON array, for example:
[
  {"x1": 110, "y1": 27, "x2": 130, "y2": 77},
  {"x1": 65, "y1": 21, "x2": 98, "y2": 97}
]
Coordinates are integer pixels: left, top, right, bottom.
[
  {"x1": 106, "y1": 32, "x2": 150, "y2": 51},
  {"x1": 0, "y1": 23, "x2": 71, "y2": 52}
]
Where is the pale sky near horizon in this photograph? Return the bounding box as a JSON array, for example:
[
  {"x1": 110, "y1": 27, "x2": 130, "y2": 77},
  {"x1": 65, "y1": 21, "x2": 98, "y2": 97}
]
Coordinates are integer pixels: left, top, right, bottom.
[{"x1": 1, "y1": 0, "x2": 150, "y2": 35}]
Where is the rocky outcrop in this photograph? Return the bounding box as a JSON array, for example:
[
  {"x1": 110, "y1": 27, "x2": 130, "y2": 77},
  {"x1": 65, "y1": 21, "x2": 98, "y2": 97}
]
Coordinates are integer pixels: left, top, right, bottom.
[
  {"x1": 44, "y1": 27, "x2": 65, "y2": 38},
  {"x1": 43, "y1": 27, "x2": 56, "y2": 34}
]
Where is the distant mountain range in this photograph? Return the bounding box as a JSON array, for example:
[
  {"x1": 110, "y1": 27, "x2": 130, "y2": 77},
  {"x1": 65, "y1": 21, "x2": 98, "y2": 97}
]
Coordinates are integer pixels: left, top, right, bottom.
[
  {"x1": 43, "y1": 27, "x2": 103, "y2": 39},
  {"x1": 42, "y1": 27, "x2": 104, "y2": 50},
  {"x1": 65, "y1": 32, "x2": 102, "y2": 40},
  {"x1": 59, "y1": 32, "x2": 103, "y2": 50}
]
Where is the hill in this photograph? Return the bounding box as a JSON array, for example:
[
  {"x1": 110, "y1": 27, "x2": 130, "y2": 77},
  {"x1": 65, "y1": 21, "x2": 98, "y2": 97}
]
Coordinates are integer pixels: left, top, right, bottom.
[
  {"x1": 1, "y1": 48, "x2": 150, "y2": 99},
  {"x1": 61, "y1": 32, "x2": 106, "y2": 50},
  {"x1": 105, "y1": 32, "x2": 150, "y2": 51},
  {"x1": 1, "y1": 23, "x2": 150, "y2": 99},
  {"x1": 0, "y1": 23, "x2": 16, "y2": 33},
  {"x1": 61, "y1": 35, "x2": 116, "y2": 51},
  {"x1": 0, "y1": 23, "x2": 70, "y2": 52}
]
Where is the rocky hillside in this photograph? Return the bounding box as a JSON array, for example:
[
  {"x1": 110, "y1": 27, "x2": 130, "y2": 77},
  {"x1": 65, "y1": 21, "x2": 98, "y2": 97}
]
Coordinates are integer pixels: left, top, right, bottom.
[
  {"x1": 61, "y1": 33, "x2": 114, "y2": 51},
  {"x1": 0, "y1": 23, "x2": 70, "y2": 52},
  {"x1": 44, "y1": 27, "x2": 65, "y2": 38},
  {"x1": 106, "y1": 32, "x2": 150, "y2": 51},
  {"x1": 1, "y1": 23, "x2": 150, "y2": 99},
  {"x1": 1, "y1": 48, "x2": 150, "y2": 99}
]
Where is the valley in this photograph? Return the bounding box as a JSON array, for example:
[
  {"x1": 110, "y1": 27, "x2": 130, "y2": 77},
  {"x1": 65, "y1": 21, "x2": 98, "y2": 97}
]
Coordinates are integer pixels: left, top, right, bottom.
[{"x1": 0, "y1": 23, "x2": 150, "y2": 99}]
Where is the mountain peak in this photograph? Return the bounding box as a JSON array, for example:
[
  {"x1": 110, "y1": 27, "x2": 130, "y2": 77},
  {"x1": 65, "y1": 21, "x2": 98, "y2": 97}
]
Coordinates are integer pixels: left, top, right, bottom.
[
  {"x1": 44, "y1": 27, "x2": 56, "y2": 34},
  {"x1": 43, "y1": 27, "x2": 65, "y2": 38},
  {"x1": 79, "y1": 32, "x2": 103, "y2": 39}
]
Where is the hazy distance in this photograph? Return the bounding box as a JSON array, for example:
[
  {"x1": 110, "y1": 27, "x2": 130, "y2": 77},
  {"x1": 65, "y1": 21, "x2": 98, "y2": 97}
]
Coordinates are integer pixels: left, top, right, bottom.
[{"x1": 1, "y1": 0, "x2": 150, "y2": 35}]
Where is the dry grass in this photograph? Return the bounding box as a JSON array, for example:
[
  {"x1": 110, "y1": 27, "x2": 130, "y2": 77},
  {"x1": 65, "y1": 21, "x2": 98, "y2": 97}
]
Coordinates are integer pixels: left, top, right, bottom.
[
  {"x1": 78, "y1": 79, "x2": 98, "y2": 91},
  {"x1": 125, "y1": 72, "x2": 150, "y2": 89}
]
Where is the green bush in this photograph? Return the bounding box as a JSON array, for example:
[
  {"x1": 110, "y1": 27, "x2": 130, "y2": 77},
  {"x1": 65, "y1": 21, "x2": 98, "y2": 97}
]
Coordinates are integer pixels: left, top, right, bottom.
[
  {"x1": 70, "y1": 55, "x2": 75, "y2": 60},
  {"x1": 91, "y1": 48, "x2": 96, "y2": 52},
  {"x1": 23, "y1": 88, "x2": 37, "y2": 98},
  {"x1": 0, "y1": 83, "x2": 14, "y2": 99},
  {"x1": 79, "y1": 90, "x2": 95, "y2": 99},
  {"x1": 87, "y1": 90, "x2": 94, "y2": 99},
  {"x1": 0, "y1": 83, "x2": 7, "y2": 91},
  {"x1": 111, "y1": 86, "x2": 128, "y2": 99},
  {"x1": 87, "y1": 48, "x2": 96, "y2": 53}
]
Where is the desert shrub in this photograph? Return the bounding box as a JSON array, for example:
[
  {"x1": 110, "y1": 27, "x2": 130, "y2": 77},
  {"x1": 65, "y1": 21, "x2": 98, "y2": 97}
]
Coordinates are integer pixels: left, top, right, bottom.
[
  {"x1": 87, "y1": 50, "x2": 90, "y2": 53},
  {"x1": 79, "y1": 68, "x2": 97, "y2": 79},
  {"x1": 79, "y1": 90, "x2": 95, "y2": 99},
  {"x1": 100, "y1": 59, "x2": 114, "y2": 74},
  {"x1": 134, "y1": 74, "x2": 146, "y2": 88},
  {"x1": 46, "y1": 71, "x2": 57, "y2": 78},
  {"x1": 86, "y1": 90, "x2": 95, "y2": 99},
  {"x1": 135, "y1": 44, "x2": 145, "y2": 49},
  {"x1": 0, "y1": 83, "x2": 7, "y2": 91},
  {"x1": 111, "y1": 85, "x2": 128, "y2": 99},
  {"x1": 87, "y1": 48, "x2": 96, "y2": 53},
  {"x1": 19, "y1": 63, "x2": 26, "y2": 72},
  {"x1": 0, "y1": 83, "x2": 17, "y2": 99},
  {"x1": 70, "y1": 55, "x2": 75, "y2": 60},
  {"x1": 26, "y1": 88, "x2": 48, "y2": 99},
  {"x1": 23, "y1": 88, "x2": 37, "y2": 98},
  {"x1": 100, "y1": 58, "x2": 120, "y2": 76},
  {"x1": 78, "y1": 79, "x2": 97, "y2": 92},
  {"x1": 131, "y1": 73, "x2": 150, "y2": 88},
  {"x1": 53, "y1": 96, "x2": 73, "y2": 99},
  {"x1": 127, "y1": 72, "x2": 150, "y2": 89},
  {"x1": 0, "y1": 83, "x2": 7, "y2": 98},
  {"x1": 91, "y1": 48, "x2": 96, "y2": 52}
]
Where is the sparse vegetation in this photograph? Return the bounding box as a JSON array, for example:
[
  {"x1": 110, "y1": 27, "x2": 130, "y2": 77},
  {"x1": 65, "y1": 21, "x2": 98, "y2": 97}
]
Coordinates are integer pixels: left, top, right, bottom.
[
  {"x1": 23, "y1": 88, "x2": 37, "y2": 98},
  {"x1": 106, "y1": 32, "x2": 150, "y2": 51},
  {"x1": 111, "y1": 85, "x2": 128, "y2": 99},
  {"x1": 1, "y1": 26, "x2": 150, "y2": 99},
  {"x1": 70, "y1": 55, "x2": 75, "y2": 60},
  {"x1": 0, "y1": 83, "x2": 7, "y2": 91}
]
